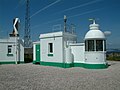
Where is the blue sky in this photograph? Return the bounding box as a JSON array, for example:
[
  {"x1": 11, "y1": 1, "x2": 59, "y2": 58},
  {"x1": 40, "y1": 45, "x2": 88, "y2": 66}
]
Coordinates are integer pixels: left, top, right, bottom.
[{"x1": 0, "y1": 0, "x2": 120, "y2": 49}]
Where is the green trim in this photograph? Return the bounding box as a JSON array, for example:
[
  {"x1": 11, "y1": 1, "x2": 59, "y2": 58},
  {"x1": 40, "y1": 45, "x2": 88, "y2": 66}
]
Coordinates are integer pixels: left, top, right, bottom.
[
  {"x1": 40, "y1": 61, "x2": 73, "y2": 68},
  {"x1": 18, "y1": 61, "x2": 25, "y2": 64},
  {"x1": 48, "y1": 54, "x2": 53, "y2": 56},
  {"x1": 74, "y1": 63, "x2": 108, "y2": 69},
  {"x1": 83, "y1": 63, "x2": 108, "y2": 69},
  {"x1": 35, "y1": 61, "x2": 108, "y2": 69},
  {"x1": 33, "y1": 60, "x2": 40, "y2": 64},
  {"x1": 7, "y1": 54, "x2": 13, "y2": 56},
  {"x1": 33, "y1": 61, "x2": 36, "y2": 64},
  {"x1": 74, "y1": 63, "x2": 84, "y2": 67},
  {"x1": 64, "y1": 63, "x2": 74, "y2": 68},
  {"x1": 40, "y1": 61, "x2": 63, "y2": 67},
  {"x1": 0, "y1": 61, "x2": 24, "y2": 65},
  {"x1": 0, "y1": 61, "x2": 16, "y2": 64}
]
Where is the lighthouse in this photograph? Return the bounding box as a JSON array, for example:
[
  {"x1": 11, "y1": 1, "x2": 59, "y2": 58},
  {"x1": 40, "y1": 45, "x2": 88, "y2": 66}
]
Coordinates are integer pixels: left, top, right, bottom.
[
  {"x1": 84, "y1": 20, "x2": 108, "y2": 69},
  {"x1": 33, "y1": 16, "x2": 108, "y2": 69}
]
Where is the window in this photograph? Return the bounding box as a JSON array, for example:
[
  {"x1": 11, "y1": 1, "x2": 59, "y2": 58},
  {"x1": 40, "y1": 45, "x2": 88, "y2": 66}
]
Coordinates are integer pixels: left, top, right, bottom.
[
  {"x1": 96, "y1": 40, "x2": 103, "y2": 51},
  {"x1": 8, "y1": 45, "x2": 12, "y2": 54},
  {"x1": 88, "y1": 40, "x2": 94, "y2": 51},
  {"x1": 104, "y1": 40, "x2": 106, "y2": 51},
  {"x1": 85, "y1": 40, "x2": 105, "y2": 52},
  {"x1": 48, "y1": 43, "x2": 53, "y2": 56},
  {"x1": 85, "y1": 40, "x2": 88, "y2": 51},
  {"x1": 48, "y1": 43, "x2": 53, "y2": 53},
  {"x1": 85, "y1": 40, "x2": 94, "y2": 51},
  {"x1": 7, "y1": 45, "x2": 13, "y2": 56}
]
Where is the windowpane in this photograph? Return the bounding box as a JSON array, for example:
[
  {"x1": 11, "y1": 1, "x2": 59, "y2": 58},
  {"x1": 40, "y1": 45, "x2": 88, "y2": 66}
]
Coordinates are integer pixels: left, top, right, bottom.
[
  {"x1": 104, "y1": 40, "x2": 106, "y2": 51},
  {"x1": 96, "y1": 40, "x2": 103, "y2": 51},
  {"x1": 49, "y1": 43, "x2": 53, "y2": 53},
  {"x1": 88, "y1": 40, "x2": 94, "y2": 51},
  {"x1": 85, "y1": 40, "x2": 88, "y2": 51},
  {"x1": 8, "y1": 45, "x2": 12, "y2": 54}
]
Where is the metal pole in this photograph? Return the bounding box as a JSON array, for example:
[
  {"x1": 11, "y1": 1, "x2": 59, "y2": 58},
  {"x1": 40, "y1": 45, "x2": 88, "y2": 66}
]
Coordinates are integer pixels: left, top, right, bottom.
[
  {"x1": 15, "y1": 36, "x2": 17, "y2": 64},
  {"x1": 64, "y1": 15, "x2": 67, "y2": 32}
]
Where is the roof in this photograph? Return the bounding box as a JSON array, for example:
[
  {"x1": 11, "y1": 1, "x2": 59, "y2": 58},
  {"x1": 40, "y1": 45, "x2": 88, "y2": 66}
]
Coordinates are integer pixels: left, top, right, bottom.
[
  {"x1": 85, "y1": 30, "x2": 105, "y2": 40},
  {"x1": 85, "y1": 21, "x2": 105, "y2": 40},
  {"x1": 40, "y1": 31, "x2": 76, "y2": 39}
]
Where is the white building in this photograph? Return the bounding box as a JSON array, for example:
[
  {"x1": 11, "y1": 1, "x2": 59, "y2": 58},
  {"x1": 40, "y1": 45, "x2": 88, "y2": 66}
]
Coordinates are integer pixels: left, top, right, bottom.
[
  {"x1": 33, "y1": 19, "x2": 108, "y2": 69},
  {"x1": 0, "y1": 18, "x2": 24, "y2": 64},
  {"x1": 0, "y1": 37, "x2": 24, "y2": 64}
]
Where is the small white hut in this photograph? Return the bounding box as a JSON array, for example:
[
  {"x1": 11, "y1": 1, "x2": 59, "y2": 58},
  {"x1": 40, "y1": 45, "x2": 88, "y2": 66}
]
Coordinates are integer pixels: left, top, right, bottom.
[{"x1": 0, "y1": 18, "x2": 24, "y2": 64}]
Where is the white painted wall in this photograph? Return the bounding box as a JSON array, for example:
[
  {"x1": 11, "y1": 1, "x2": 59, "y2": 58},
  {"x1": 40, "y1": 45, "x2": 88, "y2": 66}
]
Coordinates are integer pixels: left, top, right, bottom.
[
  {"x1": 40, "y1": 31, "x2": 77, "y2": 64},
  {"x1": 41, "y1": 36, "x2": 63, "y2": 63},
  {"x1": 70, "y1": 43, "x2": 85, "y2": 63},
  {"x1": 0, "y1": 42, "x2": 15, "y2": 61},
  {"x1": 0, "y1": 38, "x2": 16, "y2": 62},
  {"x1": 33, "y1": 43, "x2": 36, "y2": 61},
  {"x1": 85, "y1": 52, "x2": 106, "y2": 64},
  {"x1": 18, "y1": 39, "x2": 24, "y2": 61},
  {"x1": 0, "y1": 37, "x2": 24, "y2": 63},
  {"x1": 65, "y1": 47, "x2": 73, "y2": 63}
]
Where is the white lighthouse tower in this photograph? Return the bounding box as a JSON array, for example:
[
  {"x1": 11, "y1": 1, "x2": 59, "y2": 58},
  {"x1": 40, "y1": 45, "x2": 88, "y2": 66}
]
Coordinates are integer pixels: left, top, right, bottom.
[{"x1": 84, "y1": 20, "x2": 108, "y2": 69}]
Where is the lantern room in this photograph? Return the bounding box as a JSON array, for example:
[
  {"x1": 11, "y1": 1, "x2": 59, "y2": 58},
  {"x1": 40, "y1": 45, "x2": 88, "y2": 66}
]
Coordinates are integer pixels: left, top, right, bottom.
[{"x1": 84, "y1": 20, "x2": 108, "y2": 68}]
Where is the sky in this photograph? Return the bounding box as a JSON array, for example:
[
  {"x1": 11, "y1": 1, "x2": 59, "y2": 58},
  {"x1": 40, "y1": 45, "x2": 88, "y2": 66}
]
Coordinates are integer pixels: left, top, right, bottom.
[{"x1": 0, "y1": 0, "x2": 120, "y2": 49}]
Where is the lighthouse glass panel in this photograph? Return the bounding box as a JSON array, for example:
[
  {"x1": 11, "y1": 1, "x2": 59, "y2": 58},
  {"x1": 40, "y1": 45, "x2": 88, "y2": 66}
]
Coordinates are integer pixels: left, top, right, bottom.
[
  {"x1": 96, "y1": 40, "x2": 103, "y2": 51},
  {"x1": 88, "y1": 40, "x2": 94, "y2": 51},
  {"x1": 104, "y1": 40, "x2": 106, "y2": 51},
  {"x1": 85, "y1": 40, "x2": 88, "y2": 51}
]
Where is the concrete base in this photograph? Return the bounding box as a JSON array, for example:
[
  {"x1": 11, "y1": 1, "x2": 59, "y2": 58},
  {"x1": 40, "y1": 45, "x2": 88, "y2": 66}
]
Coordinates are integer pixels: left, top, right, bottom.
[
  {"x1": 33, "y1": 61, "x2": 108, "y2": 69},
  {"x1": 40, "y1": 61, "x2": 73, "y2": 68},
  {"x1": 0, "y1": 61, "x2": 24, "y2": 65},
  {"x1": 74, "y1": 63, "x2": 108, "y2": 69}
]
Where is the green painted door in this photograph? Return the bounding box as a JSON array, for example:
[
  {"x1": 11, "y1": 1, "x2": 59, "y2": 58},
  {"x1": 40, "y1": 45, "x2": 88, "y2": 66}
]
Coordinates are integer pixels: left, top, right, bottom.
[{"x1": 36, "y1": 44, "x2": 40, "y2": 62}]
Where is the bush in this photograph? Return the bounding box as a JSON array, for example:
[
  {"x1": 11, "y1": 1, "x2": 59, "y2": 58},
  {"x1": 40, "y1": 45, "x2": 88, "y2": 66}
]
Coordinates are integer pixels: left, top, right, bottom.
[{"x1": 107, "y1": 56, "x2": 120, "y2": 61}]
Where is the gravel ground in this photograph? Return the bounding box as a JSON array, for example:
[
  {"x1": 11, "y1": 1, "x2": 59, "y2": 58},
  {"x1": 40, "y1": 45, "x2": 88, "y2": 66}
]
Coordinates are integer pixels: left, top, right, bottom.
[{"x1": 0, "y1": 61, "x2": 120, "y2": 90}]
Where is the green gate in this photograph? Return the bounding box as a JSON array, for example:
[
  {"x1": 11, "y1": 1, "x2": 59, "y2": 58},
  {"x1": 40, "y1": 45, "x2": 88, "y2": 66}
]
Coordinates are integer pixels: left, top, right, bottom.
[{"x1": 36, "y1": 44, "x2": 40, "y2": 63}]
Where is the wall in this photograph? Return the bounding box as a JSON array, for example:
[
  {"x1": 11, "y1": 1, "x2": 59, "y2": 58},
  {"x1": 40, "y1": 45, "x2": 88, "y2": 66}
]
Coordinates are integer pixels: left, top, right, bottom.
[
  {"x1": 85, "y1": 52, "x2": 106, "y2": 64},
  {"x1": 0, "y1": 38, "x2": 16, "y2": 62},
  {"x1": 70, "y1": 43, "x2": 85, "y2": 63},
  {"x1": 41, "y1": 36, "x2": 63, "y2": 63},
  {"x1": 18, "y1": 39, "x2": 24, "y2": 62},
  {"x1": 0, "y1": 37, "x2": 24, "y2": 64}
]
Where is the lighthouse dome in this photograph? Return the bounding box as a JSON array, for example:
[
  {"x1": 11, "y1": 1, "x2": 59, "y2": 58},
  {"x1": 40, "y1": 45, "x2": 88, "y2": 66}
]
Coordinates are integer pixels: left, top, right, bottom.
[
  {"x1": 85, "y1": 30, "x2": 105, "y2": 39},
  {"x1": 85, "y1": 21, "x2": 105, "y2": 40}
]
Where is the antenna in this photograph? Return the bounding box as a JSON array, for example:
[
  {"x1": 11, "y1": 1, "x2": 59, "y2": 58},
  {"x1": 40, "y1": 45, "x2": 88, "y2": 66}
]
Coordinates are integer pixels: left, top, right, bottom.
[
  {"x1": 71, "y1": 24, "x2": 75, "y2": 34},
  {"x1": 64, "y1": 15, "x2": 67, "y2": 32},
  {"x1": 89, "y1": 18, "x2": 95, "y2": 24},
  {"x1": 24, "y1": 0, "x2": 31, "y2": 48},
  {"x1": 89, "y1": 18, "x2": 100, "y2": 24}
]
